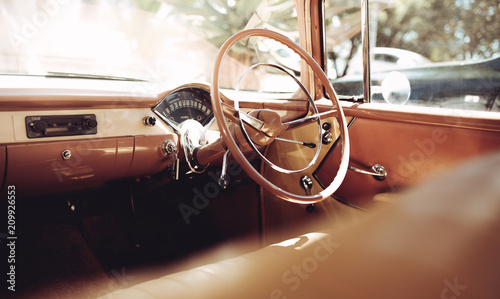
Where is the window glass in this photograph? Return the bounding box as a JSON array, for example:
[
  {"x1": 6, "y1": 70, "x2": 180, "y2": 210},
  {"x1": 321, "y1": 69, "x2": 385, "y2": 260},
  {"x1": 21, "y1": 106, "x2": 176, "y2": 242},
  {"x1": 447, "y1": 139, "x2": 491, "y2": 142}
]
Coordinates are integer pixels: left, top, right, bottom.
[
  {"x1": 326, "y1": 0, "x2": 500, "y2": 112},
  {"x1": 324, "y1": 0, "x2": 363, "y2": 97},
  {"x1": 0, "y1": 0, "x2": 298, "y2": 93}
]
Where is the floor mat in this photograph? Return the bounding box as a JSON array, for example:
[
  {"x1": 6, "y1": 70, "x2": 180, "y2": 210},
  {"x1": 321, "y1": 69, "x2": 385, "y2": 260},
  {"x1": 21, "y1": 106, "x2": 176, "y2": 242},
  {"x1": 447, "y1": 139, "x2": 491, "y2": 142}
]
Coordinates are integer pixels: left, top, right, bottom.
[{"x1": 3, "y1": 223, "x2": 114, "y2": 299}]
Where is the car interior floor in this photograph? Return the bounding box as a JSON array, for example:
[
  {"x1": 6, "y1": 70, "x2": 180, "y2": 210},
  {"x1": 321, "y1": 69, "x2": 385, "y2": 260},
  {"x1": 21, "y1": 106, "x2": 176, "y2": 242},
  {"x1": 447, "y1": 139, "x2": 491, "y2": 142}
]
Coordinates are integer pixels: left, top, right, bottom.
[{"x1": 5, "y1": 168, "x2": 264, "y2": 298}]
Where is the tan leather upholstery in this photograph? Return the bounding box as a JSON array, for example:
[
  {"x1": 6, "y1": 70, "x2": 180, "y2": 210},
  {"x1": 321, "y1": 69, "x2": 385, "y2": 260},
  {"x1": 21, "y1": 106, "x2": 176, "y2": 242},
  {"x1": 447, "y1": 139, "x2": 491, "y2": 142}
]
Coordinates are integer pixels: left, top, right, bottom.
[{"x1": 101, "y1": 152, "x2": 500, "y2": 299}]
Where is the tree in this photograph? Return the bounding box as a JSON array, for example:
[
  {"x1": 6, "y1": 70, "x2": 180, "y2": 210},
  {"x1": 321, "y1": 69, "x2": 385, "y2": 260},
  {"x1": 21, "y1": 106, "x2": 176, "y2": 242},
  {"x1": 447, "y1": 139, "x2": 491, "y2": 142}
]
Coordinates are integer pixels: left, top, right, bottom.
[
  {"x1": 165, "y1": 0, "x2": 297, "y2": 49},
  {"x1": 324, "y1": 0, "x2": 362, "y2": 77},
  {"x1": 375, "y1": 0, "x2": 500, "y2": 61}
]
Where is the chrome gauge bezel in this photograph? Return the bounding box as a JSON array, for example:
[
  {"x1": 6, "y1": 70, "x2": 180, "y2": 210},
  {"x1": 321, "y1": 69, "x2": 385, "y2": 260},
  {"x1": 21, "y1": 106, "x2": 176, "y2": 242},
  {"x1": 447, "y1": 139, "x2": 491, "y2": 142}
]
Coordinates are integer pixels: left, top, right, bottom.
[{"x1": 153, "y1": 85, "x2": 215, "y2": 133}]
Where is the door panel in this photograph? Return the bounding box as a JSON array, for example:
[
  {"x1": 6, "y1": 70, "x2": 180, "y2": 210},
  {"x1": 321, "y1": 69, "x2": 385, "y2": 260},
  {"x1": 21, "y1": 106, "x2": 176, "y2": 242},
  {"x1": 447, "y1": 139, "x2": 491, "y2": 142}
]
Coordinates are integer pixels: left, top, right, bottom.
[{"x1": 317, "y1": 106, "x2": 500, "y2": 209}]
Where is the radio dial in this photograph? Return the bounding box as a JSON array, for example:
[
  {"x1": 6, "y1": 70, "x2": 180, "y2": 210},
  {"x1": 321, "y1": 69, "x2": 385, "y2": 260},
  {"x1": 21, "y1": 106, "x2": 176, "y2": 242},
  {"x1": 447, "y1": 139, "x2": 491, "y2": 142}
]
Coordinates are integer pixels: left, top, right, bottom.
[
  {"x1": 86, "y1": 119, "x2": 98, "y2": 129},
  {"x1": 33, "y1": 121, "x2": 47, "y2": 132}
]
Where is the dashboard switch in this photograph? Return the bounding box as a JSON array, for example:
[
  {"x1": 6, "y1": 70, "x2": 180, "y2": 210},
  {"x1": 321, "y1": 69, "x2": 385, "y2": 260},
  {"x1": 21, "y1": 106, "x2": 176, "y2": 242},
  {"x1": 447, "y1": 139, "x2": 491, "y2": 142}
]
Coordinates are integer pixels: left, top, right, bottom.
[
  {"x1": 33, "y1": 120, "x2": 47, "y2": 132},
  {"x1": 61, "y1": 149, "x2": 71, "y2": 160},
  {"x1": 86, "y1": 119, "x2": 98, "y2": 129},
  {"x1": 143, "y1": 116, "x2": 156, "y2": 127}
]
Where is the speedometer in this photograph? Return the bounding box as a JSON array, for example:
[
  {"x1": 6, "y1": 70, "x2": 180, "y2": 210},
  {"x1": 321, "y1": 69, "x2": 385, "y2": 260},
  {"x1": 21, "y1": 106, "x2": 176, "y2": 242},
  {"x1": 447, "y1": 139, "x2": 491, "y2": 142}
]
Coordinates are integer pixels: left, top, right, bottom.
[{"x1": 153, "y1": 86, "x2": 214, "y2": 131}]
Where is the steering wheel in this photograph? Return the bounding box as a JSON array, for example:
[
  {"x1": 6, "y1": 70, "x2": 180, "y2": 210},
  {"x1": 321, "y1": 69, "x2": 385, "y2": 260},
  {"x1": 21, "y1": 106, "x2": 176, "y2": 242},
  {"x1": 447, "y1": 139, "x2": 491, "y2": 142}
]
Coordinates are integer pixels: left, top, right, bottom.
[{"x1": 211, "y1": 28, "x2": 349, "y2": 204}]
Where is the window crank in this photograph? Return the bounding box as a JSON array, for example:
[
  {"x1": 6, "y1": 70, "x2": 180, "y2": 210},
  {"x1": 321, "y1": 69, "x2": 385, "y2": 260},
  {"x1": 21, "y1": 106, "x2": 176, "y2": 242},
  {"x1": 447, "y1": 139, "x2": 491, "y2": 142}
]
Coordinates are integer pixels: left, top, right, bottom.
[{"x1": 348, "y1": 164, "x2": 387, "y2": 181}]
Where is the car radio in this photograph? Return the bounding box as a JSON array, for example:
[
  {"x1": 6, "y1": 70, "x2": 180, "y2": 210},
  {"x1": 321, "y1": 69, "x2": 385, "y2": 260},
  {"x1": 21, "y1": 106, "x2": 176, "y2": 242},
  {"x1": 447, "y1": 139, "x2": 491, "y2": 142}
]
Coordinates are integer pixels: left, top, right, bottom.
[{"x1": 25, "y1": 114, "x2": 98, "y2": 138}]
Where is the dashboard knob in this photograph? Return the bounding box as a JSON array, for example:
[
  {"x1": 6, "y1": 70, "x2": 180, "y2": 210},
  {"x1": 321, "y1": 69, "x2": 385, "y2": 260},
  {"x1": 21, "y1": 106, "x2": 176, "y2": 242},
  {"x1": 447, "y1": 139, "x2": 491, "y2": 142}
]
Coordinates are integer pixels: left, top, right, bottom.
[
  {"x1": 33, "y1": 120, "x2": 47, "y2": 132},
  {"x1": 143, "y1": 116, "x2": 156, "y2": 127},
  {"x1": 86, "y1": 119, "x2": 98, "y2": 129},
  {"x1": 322, "y1": 122, "x2": 332, "y2": 130},
  {"x1": 161, "y1": 139, "x2": 178, "y2": 156},
  {"x1": 322, "y1": 131, "x2": 333, "y2": 145},
  {"x1": 61, "y1": 149, "x2": 71, "y2": 160}
]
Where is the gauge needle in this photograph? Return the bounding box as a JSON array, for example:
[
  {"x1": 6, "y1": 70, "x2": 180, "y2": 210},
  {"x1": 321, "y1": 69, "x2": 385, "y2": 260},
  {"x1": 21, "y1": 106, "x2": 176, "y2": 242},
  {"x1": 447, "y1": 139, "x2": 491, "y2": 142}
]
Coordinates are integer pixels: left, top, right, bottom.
[{"x1": 275, "y1": 137, "x2": 316, "y2": 148}]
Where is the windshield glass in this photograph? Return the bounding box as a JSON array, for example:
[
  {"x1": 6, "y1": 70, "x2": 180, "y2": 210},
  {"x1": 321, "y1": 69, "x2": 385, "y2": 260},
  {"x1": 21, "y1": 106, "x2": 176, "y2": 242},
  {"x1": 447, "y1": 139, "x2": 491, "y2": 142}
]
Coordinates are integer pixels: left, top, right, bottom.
[{"x1": 1, "y1": 0, "x2": 298, "y2": 91}]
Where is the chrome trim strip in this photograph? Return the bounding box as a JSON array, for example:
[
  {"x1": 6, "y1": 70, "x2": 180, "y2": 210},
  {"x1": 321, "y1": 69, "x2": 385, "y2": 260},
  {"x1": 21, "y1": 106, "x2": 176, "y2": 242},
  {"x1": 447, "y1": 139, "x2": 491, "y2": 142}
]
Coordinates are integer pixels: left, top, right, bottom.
[{"x1": 361, "y1": 0, "x2": 371, "y2": 103}]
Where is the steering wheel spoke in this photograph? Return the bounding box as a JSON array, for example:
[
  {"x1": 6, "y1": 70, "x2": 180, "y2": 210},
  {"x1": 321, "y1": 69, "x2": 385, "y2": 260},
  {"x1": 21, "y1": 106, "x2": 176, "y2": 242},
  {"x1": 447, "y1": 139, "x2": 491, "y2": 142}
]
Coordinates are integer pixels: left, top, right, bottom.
[{"x1": 283, "y1": 110, "x2": 337, "y2": 131}]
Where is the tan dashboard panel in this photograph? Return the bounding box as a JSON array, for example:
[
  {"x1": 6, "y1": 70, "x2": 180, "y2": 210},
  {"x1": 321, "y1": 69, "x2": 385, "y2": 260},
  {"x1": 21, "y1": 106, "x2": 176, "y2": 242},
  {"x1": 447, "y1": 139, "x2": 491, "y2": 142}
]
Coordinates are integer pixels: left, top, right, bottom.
[
  {"x1": 127, "y1": 134, "x2": 178, "y2": 177},
  {"x1": 0, "y1": 108, "x2": 172, "y2": 144},
  {"x1": 5, "y1": 138, "x2": 133, "y2": 198},
  {"x1": 261, "y1": 116, "x2": 339, "y2": 198}
]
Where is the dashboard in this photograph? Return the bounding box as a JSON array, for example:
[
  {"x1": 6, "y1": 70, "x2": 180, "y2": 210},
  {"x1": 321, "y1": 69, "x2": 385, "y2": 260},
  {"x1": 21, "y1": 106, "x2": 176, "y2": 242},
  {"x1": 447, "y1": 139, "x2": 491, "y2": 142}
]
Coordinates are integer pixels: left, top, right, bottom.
[
  {"x1": 0, "y1": 77, "x2": 218, "y2": 198},
  {"x1": 0, "y1": 76, "x2": 311, "y2": 199}
]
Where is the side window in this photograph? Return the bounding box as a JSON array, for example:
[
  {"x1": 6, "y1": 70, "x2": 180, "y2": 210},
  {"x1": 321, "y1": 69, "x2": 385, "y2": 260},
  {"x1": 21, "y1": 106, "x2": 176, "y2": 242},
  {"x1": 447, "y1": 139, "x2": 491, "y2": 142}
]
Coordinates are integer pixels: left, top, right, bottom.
[
  {"x1": 324, "y1": 0, "x2": 363, "y2": 98},
  {"x1": 326, "y1": 0, "x2": 500, "y2": 112}
]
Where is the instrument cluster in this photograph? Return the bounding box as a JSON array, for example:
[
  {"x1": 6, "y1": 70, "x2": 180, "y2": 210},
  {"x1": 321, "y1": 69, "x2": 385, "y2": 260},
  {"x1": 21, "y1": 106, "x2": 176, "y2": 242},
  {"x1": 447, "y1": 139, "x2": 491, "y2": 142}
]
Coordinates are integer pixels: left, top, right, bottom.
[{"x1": 153, "y1": 86, "x2": 214, "y2": 131}]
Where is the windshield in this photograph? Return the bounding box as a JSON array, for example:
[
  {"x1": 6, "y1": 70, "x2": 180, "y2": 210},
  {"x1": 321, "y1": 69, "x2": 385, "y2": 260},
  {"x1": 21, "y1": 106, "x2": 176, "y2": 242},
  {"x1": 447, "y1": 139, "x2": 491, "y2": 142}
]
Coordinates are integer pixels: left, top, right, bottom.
[{"x1": 1, "y1": 0, "x2": 298, "y2": 91}]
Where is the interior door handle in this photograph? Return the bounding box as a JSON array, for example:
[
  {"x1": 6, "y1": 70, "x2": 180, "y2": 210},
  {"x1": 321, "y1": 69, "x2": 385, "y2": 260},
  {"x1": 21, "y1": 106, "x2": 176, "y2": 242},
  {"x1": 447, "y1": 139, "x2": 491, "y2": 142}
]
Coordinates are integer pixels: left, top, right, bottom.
[{"x1": 348, "y1": 164, "x2": 387, "y2": 181}]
